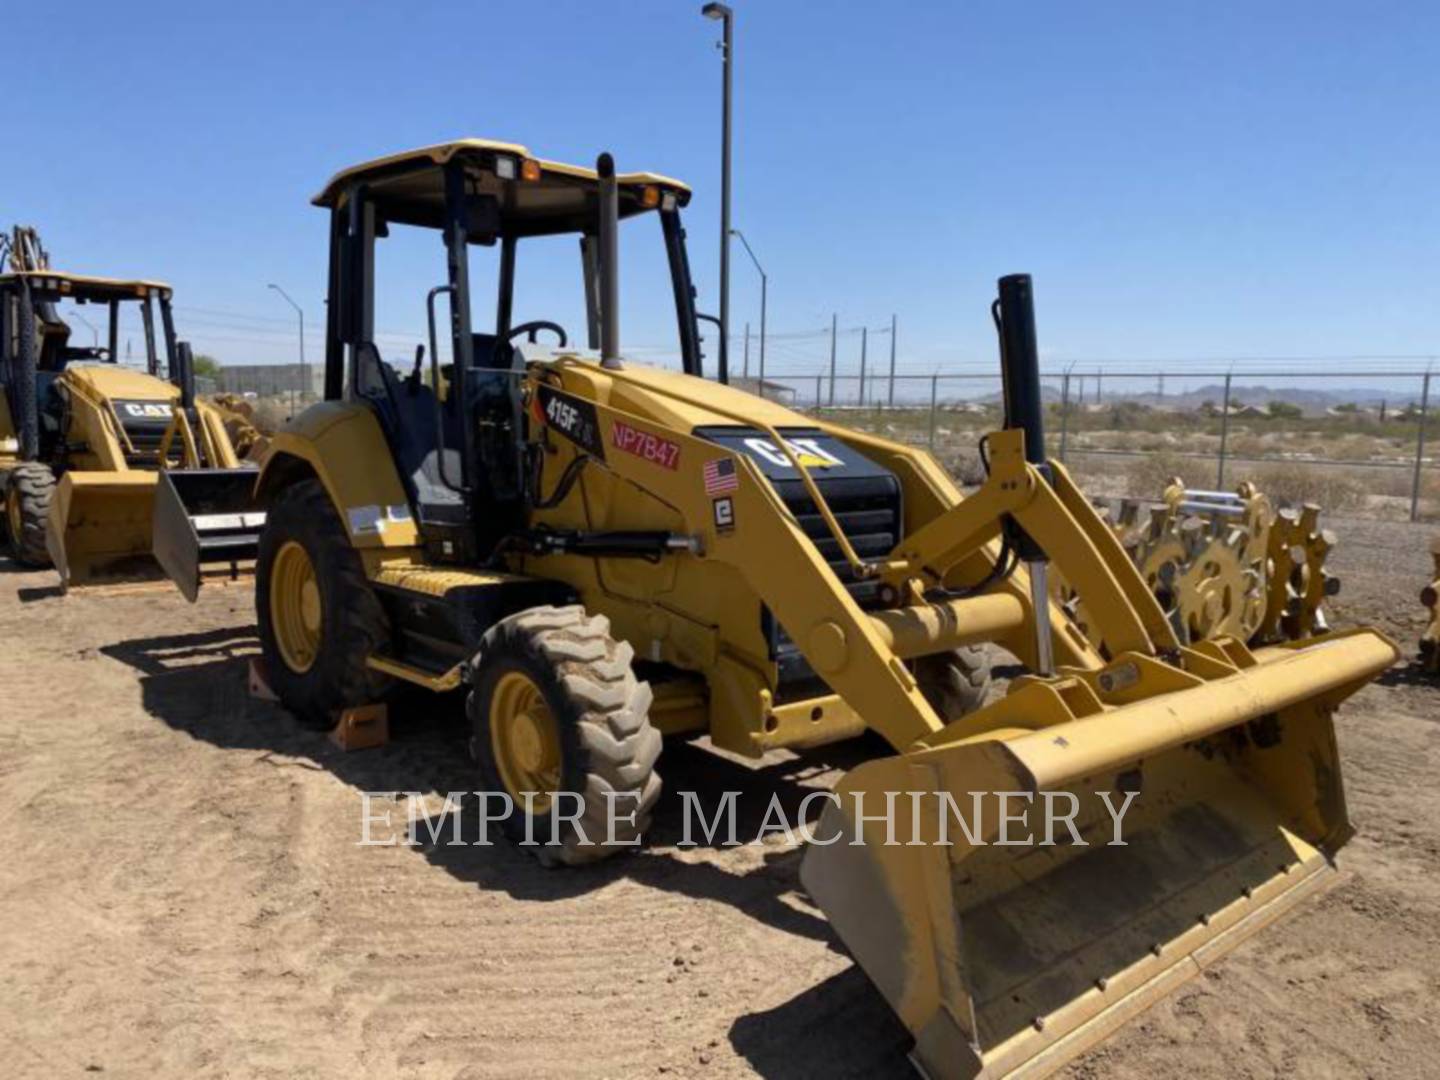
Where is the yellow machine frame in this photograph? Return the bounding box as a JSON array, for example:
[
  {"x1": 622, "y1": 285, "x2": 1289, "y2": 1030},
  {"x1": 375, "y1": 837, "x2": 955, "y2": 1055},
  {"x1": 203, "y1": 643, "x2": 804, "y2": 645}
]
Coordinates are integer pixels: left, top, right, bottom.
[
  {"x1": 0, "y1": 266, "x2": 249, "y2": 587},
  {"x1": 243, "y1": 142, "x2": 1399, "y2": 1080}
]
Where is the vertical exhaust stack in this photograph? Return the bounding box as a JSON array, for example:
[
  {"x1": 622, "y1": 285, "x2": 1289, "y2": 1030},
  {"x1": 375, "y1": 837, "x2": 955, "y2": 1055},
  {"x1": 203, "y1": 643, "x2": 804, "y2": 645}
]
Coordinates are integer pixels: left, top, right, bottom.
[
  {"x1": 994, "y1": 273, "x2": 1055, "y2": 674},
  {"x1": 596, "y1": 153, "x2": 622, "y2": 370},
  {"x1": 175, "y1": 340, "x2": 197, "y2": 410},
  {"x1": 996, "y1": 274, "x2": 1046, "y2": 468}
]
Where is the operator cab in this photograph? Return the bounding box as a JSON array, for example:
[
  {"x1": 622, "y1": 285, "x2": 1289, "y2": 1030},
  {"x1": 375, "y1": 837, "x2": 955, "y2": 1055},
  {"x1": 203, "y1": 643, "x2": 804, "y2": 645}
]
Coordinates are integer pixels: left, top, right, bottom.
[
  {"x1": 0, "y1": 271, "x2": 183, "y2": 458},
  {"x1": 0, "y1": 271, "x2": 177, "y2": 374},
  {"x1": 314, "y1": 139, "x2": 703, "y2": 562}
]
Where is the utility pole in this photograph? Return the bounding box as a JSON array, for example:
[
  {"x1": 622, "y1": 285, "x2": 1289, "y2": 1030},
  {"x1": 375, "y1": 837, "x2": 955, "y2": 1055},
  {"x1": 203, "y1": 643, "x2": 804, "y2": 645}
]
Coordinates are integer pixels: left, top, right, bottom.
[
  {"x1": 268, "y1": 283, "x2": 306, "y2": 417},
  {"x1": 701, "y1": 3, "x2": 733, "y2": 385},
  {"x1": 742, "y1": 322, "x2": 750, "y2": 379},
  {"x1": 731, "y1": 228, "x2": 766, "y2": 397},
  {"x1": 1411, "y1": 367, "x2": 1432, "y2": 523},
  {"x1": 827, "y1": 313, "x2": 837, "y2": 406},
  {"x1": 1217, "y1": 368, "x2": 1235, "y2": 488},
  {"x1": 887, "y1": 313, "x2": 897, "y2": 407},
  {"x1": 73, "y1": 313, "x2": 99, "y2": 350},
  {"x1": 859, "y1": 326, "x2": 868, "y2": 407}
]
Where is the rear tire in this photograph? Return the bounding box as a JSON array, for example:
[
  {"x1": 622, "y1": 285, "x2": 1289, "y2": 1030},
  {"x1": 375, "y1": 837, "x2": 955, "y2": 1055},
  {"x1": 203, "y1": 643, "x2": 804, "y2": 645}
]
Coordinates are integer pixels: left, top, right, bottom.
[
  {"x1": 914, "y1": 644, "x2": 992, "y2": 721},
  {"x1": 255, "y1": 478, "x2": 393, "y2": 730},
  {"x1": 4, "y1": 463, "x2": 55, "y2": 567},
  {"x1": 468, "y1": 605, "x2": 661, "y2": 866},
  {"x1": 14, "y1": 280, "x2": 40, "y2": 460}
]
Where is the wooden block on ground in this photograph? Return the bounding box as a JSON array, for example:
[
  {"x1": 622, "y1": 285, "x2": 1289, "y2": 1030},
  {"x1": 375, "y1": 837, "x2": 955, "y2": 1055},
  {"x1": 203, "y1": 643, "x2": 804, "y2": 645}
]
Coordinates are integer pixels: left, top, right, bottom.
[
  {"x1": 248, "y1": 657, "x2": 279, "y2": 702},
  {"x1": 329, "y1": 704, "x2": 389, "y2": 751}
]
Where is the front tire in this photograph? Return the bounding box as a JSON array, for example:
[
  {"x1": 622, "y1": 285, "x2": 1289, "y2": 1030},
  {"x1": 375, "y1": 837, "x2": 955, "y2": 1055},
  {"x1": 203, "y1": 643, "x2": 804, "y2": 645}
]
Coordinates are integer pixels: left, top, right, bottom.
[
  {"x1": 4, "y1": 463, "x2": 56, "y2": 567},
  {"x1": 914, "y1": 644, "x2": 993, "y2": 721},
  {"x1": 468, "y1": 605, "x2": 661, "y2": 866},
  {"x1": 255, "y1": 479, "x2": 393, "y2": 730}
]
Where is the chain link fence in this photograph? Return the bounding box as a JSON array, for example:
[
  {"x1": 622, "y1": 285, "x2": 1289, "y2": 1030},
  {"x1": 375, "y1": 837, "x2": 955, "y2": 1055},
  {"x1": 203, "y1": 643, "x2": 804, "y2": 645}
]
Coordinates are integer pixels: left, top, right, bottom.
[{"x1": 754, "y1": 367, "x2": 1436, "y2": 523}]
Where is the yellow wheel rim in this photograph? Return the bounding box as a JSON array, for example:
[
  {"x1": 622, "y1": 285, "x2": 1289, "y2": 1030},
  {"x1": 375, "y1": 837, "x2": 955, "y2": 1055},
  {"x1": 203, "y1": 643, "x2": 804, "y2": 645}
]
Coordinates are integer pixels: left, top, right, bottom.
[
  {"x1": 490, "y1": 670, "x2": 561, "y2": 814},
  {"x1": 270, "y1": 540, "x2": 322, "y2": 674}
]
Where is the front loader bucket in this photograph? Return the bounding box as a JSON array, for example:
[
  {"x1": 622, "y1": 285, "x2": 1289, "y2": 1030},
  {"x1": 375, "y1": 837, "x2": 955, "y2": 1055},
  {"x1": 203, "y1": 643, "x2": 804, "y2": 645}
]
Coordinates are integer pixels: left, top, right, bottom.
[
  {"x1": 801, "y1": 629, "x2": 1397, "y2": 1080},
  {"x1": 153, "y1": 468, "x2": 265, "y2": 602},
  {"x1": 46, "y1": 471, "x2": 160, "y2": 589}
]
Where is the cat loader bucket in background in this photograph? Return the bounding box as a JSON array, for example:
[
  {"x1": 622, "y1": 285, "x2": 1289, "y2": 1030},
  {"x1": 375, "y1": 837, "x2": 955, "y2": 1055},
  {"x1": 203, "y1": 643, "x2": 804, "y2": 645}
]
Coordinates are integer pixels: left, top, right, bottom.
[
  {"x1": 46, "y1": 471, "x2": 160, "y2": 587},
  {"x1": 153, "y1": 468, "x2": 266, "y2": 601},
  {"x1": 799, "y1": 275, "x2": 1399, "y2": 1080}
]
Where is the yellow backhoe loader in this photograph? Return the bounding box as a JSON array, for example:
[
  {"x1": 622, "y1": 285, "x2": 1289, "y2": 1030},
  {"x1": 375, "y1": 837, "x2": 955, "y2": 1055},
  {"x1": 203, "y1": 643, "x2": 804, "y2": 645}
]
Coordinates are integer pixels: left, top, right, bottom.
[
  {"x1": 0, "y1": 227, "x2": 263, "y2": 589},
  {"x1": 183, "y1": 141, "x2": 1396, "y2": 1078}
]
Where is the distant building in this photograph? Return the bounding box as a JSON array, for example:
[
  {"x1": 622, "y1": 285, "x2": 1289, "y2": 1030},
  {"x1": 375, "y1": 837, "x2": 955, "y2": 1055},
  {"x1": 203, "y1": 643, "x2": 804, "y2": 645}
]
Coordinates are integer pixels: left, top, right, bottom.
[
  {"x1": 731, "y1": 376, "x2": 796, "y2": 403},
  {"x1": 1197, "y1": 401, "x2": 1271, "y2": 419},
  {"x1": 214, "y1": 363, "x2": 322, "y2": 397}
]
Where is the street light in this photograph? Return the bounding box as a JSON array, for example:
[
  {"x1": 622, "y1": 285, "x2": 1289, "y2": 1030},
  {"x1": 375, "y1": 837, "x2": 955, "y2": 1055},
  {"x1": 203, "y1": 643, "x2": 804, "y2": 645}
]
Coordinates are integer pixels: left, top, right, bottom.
[
  {"x1": 267, "y1": 283, "x2": 306, "y2": 418},
  {"x1": 72, "y1": 312, "x2": 100, "y2": 351},
  {"x1": 701, "y1": 1, "x2": 733, "y2": 384},
  {"x1": 730, "y1": 228, "x2": 766, "y2": 397}
]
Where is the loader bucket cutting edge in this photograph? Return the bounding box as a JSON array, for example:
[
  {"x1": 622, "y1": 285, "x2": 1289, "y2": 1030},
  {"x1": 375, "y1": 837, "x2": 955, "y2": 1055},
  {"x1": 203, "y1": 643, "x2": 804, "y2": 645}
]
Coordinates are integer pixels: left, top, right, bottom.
[
  {"x1": 153, "y1": 468, "x2": 266, "y2": 602},
  {"x1": 800, "y1": 628, "x2": 1397, "y2": 1080},
  {"x1": 46, "y1": 471, "x2": 160, "y2": 588}
]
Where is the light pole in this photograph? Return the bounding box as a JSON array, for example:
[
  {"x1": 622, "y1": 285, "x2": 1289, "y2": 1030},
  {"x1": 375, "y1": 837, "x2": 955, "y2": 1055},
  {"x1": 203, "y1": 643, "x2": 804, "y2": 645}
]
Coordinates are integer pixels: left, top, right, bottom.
[
  {"x1": 72, "y1": 312, "x2": 100, "y2": 351},
  {"x1": 702, "y1": 2, "x2": 733, "y2": 384},
  {"x1": 731, "y1": 228, "x2": 766, "y2": 397},
  {"x1": 267, "y1": 283, "x2": 306, "y2": 417}
]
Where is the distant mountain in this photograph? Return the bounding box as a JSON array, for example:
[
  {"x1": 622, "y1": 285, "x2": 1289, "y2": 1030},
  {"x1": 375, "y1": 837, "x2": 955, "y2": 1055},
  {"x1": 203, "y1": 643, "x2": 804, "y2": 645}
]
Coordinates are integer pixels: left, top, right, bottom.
[{"x1": 1118, "y1": 384, "x2": 1411, "y2": 415}]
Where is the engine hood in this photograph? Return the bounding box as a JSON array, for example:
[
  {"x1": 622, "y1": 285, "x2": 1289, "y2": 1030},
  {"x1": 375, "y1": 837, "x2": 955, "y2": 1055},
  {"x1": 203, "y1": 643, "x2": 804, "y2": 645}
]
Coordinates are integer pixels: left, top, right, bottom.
[
  {"x1": 61, "y1": 364, "x2": 180, "y2": 404},
  {"x1": 539, "y1": 354, "x2": 814, "y2": 435}
]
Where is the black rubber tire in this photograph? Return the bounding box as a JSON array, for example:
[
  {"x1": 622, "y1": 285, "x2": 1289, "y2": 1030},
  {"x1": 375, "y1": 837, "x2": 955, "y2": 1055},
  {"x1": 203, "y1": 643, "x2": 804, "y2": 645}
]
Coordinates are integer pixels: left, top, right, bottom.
[
  {"x1": 254, "y1": 478, "x2": 393, "y2": 730},
  {"x1": 4, "y1": 463, "x2": 56, "y2": 567},
  {"x1": 468, "y1": 604, "x2": 661, "y2": 866},
  {"x1": 14, "y1": 281, "x2": 40, "y2": 461},
  {"x1": 914, "y1": 644, "x2": 993, "y2": 721}
]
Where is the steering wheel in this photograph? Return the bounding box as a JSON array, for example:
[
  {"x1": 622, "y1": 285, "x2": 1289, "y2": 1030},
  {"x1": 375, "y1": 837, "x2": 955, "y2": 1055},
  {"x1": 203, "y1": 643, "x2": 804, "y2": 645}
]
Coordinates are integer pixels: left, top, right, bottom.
[{"x1": 507, "y1": 321, "x2": 567, "y2": 348}]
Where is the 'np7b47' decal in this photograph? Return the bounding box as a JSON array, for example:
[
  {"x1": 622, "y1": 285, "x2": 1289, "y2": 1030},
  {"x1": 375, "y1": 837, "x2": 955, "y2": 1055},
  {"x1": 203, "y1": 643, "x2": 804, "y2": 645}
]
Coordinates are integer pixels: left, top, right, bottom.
[{"x1": 610, "y1": 420, "x2": 680, "y2": 470}]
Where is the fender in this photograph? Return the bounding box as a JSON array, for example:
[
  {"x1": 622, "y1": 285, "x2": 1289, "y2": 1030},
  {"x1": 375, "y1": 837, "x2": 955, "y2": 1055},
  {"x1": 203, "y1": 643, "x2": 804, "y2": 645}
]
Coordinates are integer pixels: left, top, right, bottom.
[{"x1": 257, "y1": 401, "x2": 420, "y2": 549}]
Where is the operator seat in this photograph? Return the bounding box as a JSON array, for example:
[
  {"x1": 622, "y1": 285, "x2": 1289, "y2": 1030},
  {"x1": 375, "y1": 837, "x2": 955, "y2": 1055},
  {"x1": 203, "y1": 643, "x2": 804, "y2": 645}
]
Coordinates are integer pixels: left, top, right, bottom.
[
  {"x1": 355, "y1": 343, "x2": 465, "y2": 527},
  {"x1": 35, "y1": 301, "x2": 72, "y2": 372},
  {"x1": 356, "y1": 337, "x2": 525, "y2": 561}
]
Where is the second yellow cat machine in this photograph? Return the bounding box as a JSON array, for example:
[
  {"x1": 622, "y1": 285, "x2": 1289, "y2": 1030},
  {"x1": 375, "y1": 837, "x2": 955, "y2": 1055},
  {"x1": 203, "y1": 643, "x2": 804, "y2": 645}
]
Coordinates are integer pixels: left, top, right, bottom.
[
  {"x1": 162, "y1": 142, "x2": 1397, "y2": 1078},
  {"x1": 0, "y1": 226, "x2": 263, "y2": 589}
]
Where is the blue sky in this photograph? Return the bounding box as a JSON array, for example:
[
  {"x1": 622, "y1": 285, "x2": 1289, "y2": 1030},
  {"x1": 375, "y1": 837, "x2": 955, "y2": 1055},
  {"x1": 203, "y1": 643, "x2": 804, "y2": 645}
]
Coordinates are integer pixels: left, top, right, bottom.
[{"x1": 5, "y1": 0, "x2": 1437, "y2": 384}]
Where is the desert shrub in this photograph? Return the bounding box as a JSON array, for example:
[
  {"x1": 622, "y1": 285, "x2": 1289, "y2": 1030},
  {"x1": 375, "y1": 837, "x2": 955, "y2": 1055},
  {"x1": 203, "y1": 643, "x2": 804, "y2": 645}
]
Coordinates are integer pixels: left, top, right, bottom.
[
  {"x1": 250, "y1": 398, "x2": 289, "y2": 434},
  {"x1": 941, "y1": 448, "x2": 987, "y2": 487},
  {"x1": 1249, "y1": 463, "x2": 1366, "y2": 512},
  {"x1": 1124, "y1": 451, "x2": 1190, "y2": 496}
]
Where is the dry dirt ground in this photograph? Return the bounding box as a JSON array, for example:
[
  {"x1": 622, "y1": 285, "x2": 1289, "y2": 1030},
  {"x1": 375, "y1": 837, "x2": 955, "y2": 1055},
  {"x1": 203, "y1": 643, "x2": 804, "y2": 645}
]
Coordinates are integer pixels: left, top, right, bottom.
[{"x1": 1, "y1": 512, "x2": 1437, "y2": 1079}]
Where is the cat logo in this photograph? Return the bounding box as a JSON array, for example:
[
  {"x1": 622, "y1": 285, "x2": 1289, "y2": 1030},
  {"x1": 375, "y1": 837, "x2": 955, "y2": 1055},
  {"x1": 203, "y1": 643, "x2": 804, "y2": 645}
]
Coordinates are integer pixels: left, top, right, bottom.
[
  {"x1": 741, "y1": 436, "x2": 844, "y2": 470},
  {"x1": 119, "y1": 402, "x2": 172, "y2": 420}
]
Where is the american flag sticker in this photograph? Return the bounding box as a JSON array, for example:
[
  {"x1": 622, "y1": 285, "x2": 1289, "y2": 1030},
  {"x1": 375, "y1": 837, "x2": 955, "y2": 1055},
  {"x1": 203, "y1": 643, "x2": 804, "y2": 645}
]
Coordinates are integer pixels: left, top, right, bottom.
[{"x1": 703, "y1": 456, "x2": 739, "y2": 496}]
